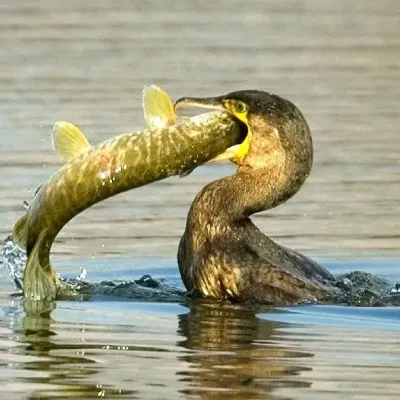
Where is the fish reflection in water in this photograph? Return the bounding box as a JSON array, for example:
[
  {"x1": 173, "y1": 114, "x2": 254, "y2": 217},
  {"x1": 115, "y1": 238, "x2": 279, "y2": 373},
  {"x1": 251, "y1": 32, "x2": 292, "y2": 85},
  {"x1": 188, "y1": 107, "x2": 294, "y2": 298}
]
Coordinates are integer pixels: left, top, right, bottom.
[
  {"x1": 177, "y1": 302, "x2": 313, "y2": 399},
  {"x1": 9, "y1": 305, "x2": 135, "y2": 398}
]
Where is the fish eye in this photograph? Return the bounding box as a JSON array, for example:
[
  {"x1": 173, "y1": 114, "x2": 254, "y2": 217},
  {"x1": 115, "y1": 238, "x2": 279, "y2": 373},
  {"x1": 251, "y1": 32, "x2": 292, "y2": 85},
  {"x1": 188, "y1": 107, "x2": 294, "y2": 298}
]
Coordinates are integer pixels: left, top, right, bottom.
[{"x1": 235, "y1": 101, "x2": 247, "y2": 114}]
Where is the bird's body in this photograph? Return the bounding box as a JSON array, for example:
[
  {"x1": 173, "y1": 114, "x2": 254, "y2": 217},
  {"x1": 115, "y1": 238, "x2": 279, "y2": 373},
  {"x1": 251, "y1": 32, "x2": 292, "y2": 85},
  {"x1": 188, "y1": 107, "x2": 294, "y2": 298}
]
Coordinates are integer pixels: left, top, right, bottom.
[{"x1": 176, "y1": 90, "x2": 336, "y2": 305}]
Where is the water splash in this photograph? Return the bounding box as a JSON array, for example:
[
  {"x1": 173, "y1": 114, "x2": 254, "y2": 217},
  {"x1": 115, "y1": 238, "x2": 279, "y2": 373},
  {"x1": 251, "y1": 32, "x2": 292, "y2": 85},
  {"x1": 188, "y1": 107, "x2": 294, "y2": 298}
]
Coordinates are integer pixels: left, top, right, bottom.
[
  {"x1": 0, "y1": 234, "x2": 186, "y2": 302},
  {"x1": 0, "y1": 235, "x2": 26, "y2": 292},
  {"x1": 3, "y1": 233, "x2": 395, "y2": 305}
]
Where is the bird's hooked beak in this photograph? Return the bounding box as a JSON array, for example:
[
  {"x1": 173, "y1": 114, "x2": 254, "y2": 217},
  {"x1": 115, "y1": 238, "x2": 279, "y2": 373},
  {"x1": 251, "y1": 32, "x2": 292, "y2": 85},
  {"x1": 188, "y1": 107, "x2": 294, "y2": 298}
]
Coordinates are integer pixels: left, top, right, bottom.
[
  {"x1": 174, "y1": 96, "x2": 250, "y2": 163},
  {"x1": 174, "y1": 96, "x2": 226, "y2": 113}
]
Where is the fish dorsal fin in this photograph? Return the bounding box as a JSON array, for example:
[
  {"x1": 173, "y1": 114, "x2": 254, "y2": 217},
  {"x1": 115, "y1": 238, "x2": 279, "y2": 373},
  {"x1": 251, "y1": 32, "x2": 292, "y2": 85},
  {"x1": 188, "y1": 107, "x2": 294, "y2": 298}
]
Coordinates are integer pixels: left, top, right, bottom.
[
  {"x1": 13, "y1": 214, "x2": 28, "y2": 250},
  {"x1": 143, "y1": 85, "x2": 176, "y2": 129},
  {"x1": 52, "y1": 121, "x2": 91, "y2": 162}
]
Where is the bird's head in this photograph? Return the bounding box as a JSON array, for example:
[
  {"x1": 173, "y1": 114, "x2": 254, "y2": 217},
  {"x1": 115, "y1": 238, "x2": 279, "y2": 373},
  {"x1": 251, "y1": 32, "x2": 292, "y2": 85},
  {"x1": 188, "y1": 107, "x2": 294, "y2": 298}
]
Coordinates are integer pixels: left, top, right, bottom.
[{"x1": 175, "y1": 90, "x2": 313, "y2": 172}]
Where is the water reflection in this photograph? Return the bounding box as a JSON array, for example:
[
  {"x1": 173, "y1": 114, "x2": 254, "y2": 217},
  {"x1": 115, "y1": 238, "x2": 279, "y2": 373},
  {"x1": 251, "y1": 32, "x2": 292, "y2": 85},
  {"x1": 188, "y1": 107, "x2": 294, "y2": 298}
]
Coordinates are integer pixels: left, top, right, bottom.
[
  {"x1": 2, "y1": 298, "x2": 400, "y2": 399},
  {"x1": 177, "y1": 301, "x2": 313, "y2": 399},
  {"x1": 8, "y1": 301, "x2": 134, "y2": 399}
]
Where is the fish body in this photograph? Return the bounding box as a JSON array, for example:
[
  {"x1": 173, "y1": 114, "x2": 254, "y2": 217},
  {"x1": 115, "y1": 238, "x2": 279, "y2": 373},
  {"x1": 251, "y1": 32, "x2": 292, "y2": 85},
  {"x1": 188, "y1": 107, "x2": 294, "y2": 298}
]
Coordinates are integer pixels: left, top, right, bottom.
[{"x1": 14, "y1": 87, "x2": 244, "y2": 301}]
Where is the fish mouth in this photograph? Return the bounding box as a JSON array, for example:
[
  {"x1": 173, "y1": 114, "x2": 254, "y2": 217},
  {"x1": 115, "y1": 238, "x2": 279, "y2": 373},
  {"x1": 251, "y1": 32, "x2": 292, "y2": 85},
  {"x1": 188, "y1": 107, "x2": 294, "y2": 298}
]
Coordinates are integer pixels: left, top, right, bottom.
[{"x1": 174, "y1": 96, "x2": 248, "y2": 162}]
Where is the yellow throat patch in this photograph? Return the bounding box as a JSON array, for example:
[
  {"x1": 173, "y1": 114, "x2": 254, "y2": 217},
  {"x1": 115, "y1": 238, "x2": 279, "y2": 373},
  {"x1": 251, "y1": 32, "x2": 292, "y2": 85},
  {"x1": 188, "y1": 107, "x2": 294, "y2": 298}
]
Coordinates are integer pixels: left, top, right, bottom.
[{"x1": 213, "y1": 99, "x2": 252, "y2": 163}]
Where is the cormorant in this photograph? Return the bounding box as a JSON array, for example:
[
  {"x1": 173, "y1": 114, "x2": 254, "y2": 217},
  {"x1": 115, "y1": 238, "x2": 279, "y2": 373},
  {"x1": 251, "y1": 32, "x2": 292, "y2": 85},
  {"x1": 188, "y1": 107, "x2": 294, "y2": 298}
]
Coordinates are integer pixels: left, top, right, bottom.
[{"x1": 176, "y1": 90, "x2": 336, "y2": 305}]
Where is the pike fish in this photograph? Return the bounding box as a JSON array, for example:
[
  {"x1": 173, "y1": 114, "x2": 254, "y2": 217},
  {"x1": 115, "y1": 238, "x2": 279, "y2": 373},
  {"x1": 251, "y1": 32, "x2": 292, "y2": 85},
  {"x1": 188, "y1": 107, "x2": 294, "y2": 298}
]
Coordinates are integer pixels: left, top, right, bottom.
[{"x1": 13, "y1": 86, "x2": 245, "y2": 301}]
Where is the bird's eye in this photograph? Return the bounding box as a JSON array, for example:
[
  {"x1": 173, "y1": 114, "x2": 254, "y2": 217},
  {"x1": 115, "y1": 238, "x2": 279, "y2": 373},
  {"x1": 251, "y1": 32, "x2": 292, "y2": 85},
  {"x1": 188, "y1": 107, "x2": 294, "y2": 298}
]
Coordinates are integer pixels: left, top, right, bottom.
[{"x1": 235, "y1": 101, "x2": 247, "y2": 113}]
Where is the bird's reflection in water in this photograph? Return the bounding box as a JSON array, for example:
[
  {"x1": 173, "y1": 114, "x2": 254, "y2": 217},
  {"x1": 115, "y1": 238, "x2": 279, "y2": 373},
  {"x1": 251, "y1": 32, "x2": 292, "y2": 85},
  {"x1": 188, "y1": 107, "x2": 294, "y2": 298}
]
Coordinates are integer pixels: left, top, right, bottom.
[
  {"x1": 177, "y1": 301, "x2": 313, "y2": 400},
  {"x1": 7, "y1": 300, "x2": 134, "y2": 399}
]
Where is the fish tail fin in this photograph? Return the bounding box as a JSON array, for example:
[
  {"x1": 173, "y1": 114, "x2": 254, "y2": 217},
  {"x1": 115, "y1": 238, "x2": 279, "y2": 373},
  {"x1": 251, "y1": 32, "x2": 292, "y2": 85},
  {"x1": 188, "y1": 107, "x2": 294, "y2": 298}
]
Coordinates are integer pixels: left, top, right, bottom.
[
  {"x1": 13, "y1": 215, "x2": 28, "y2": 249},
  {"x1": 23, "y1": 231, "x2": 57, "y2": 301},
  {"x1": 143, "y1": 85, "x2": 176, "y2": 129},
  {"x1": 52, "y1": 121, "x2": 91, "y2": 162}
]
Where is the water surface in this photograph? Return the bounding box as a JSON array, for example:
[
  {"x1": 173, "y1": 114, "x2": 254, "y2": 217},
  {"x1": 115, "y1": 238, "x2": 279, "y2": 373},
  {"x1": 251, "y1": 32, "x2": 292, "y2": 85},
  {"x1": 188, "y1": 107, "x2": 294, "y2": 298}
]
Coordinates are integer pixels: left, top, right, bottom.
[{"x1": 0, "y1": 0, "x2": 399, "y2": 399}]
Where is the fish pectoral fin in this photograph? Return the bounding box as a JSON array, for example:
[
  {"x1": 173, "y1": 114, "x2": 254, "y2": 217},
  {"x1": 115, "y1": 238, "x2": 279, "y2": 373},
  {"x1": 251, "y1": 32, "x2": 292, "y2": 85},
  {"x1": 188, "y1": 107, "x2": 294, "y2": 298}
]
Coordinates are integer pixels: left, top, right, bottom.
[
  {"x1": 23, "y1": 231, "x2": 57, "y2": 301},
  {"x1": 179, "y1": 166, "x2": 196, "y2": 178},
  {"x1": 143, "y1": 85, "x2": 176, "y2": 129},
  {"x1": 13, "y1": 215, "x2": 28, "y2": 250},
  {"x1": 52, "y1": 121, "x2": 91, "y2": 162}
]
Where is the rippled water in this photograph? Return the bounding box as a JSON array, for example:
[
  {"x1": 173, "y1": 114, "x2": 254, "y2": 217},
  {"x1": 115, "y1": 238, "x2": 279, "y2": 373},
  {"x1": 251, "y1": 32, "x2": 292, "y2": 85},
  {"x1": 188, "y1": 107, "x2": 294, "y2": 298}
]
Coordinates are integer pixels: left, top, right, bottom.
[{"x1": 0, "y1": 0, "x2": 399, "y2": 398}]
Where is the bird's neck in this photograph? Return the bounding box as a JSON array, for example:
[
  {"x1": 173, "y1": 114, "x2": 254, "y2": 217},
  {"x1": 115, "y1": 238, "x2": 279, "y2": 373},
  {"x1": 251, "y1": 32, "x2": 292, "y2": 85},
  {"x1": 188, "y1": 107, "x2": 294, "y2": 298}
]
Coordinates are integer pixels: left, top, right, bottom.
[{"x1": 187, "y1": 157, "x2": 309, "y2": 232}]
